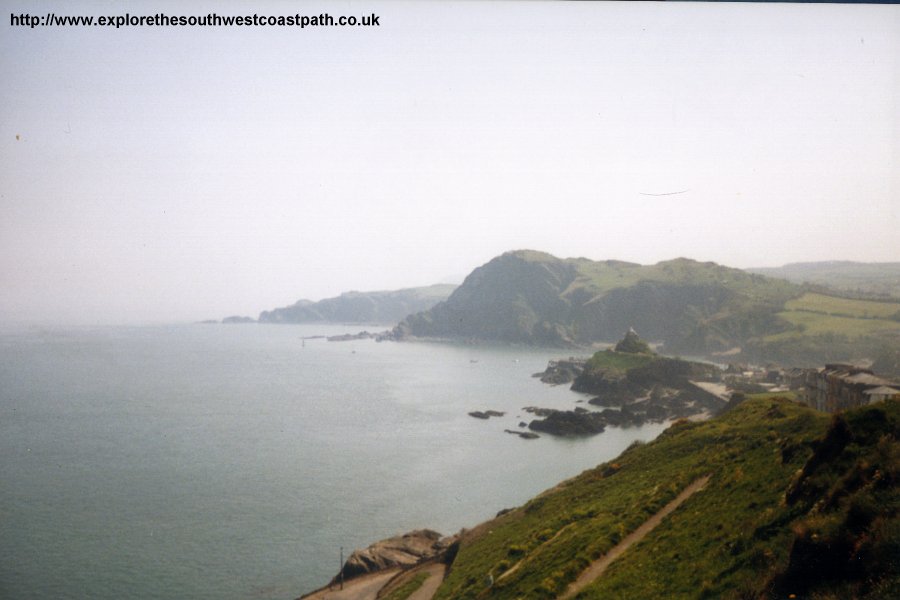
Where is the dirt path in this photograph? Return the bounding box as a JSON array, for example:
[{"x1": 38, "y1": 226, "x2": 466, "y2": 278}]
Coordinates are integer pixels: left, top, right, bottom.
[
  {"x1": 561, "y1": 475, "x2": 711, "y2": 599},
  {"x1": 496, "y1": 521, "x2": 576, "y2": 583},
  {"x1": 405, "y1": 563, "x2": 447, "y2": 600},
  {"x1": 301, "y1": 569, "x2": 401, "y2": 600}
]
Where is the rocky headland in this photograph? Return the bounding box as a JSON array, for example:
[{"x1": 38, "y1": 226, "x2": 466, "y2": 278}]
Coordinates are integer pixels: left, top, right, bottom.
[
  {"x1": 526, "y1": 330, "x2": 726, "y2": 435},
  {"x1": 328, "y1": 529, "x2": 455, "y2": 585},
  {"x1": 259, "y1": 284, "x2": 457, "y2": 325},
  {"x1": 221, "y1": 315, "x2": 255, "y2": 324}
]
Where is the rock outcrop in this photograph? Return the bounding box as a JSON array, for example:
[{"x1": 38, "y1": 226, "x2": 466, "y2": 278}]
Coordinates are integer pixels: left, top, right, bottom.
[
  {"x1": 529, "y1": 331, "x2": 726, "y2": 431},
  {"x1": 533, "y1": 358, "x2": 587, "y2": 385},
  {"x1": 331, "y1": 529, "x2": 451, "y2": 583},
  {"x1": 615, "y1": 328, "x2": 653, "y2": 354},
  {"x1": 526, "y1": 408, "x2": 607, "y2": 436}
]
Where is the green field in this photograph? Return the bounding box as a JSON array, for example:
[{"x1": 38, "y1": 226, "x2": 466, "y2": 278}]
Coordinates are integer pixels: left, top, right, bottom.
[
  {"x1": 565, "y1": 257, "x2": 798, "y2": 304},
  {"x1": 767, "y1": 293, "x2": 900, "y2": 341},
  {"x1": 785, "y1": 293, "x2": 900, "y2": 319}
]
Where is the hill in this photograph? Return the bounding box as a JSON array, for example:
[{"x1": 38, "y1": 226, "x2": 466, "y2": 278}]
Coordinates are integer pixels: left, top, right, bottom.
[
  {"x1": 397, "y1": 250, "x2": 800, "y2": 354},
  {"x1": 395, "y1": 251, "x2": 900, "y2": 368},
  {"x1": 257, "y1": 284, "x2": 456, "y2": 324},
  {"x1": 748, "y1": 261, "x2": 900, "y2": 299},
  {"x1": 431, "y1": 397, "x2": 899, "y2": 599},
  {"x1": 744, "y1": 292, "x2": 900, "y2": 372}
]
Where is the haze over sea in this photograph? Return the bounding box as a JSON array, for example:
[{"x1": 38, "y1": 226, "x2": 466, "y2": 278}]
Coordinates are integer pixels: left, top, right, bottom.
[{"x1": 0, "y1": 324, "x2": 666, "y2": 600}]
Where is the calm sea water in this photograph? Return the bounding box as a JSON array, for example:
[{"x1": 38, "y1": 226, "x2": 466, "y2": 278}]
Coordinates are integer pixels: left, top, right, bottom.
[{"x1": 0, "y1": 324, "x2": 667, "y2": 600}]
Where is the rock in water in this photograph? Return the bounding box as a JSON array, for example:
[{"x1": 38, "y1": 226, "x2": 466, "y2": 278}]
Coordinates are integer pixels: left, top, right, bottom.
[{"x1": 528, "y1": 409, "x2": 607, "y2": 436}]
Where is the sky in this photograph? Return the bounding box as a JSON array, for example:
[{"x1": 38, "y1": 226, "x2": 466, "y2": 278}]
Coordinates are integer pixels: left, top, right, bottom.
[{"x1": 1, "y1": 1, "x2": 898, "y2": 326}]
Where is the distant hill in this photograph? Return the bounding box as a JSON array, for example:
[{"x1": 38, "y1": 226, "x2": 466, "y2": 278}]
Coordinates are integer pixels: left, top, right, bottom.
[
  {"x1": 397, "y1": 250, "x2": 800, "y2": 354},
  {"x1": 430, "y1": 397, "x2": 900, "y2": 599},
  {"x1": 258, "y1": 284, "x2": 456, "y2": 324},
  {"x1": 748, "y1": 261, "x2": 900, "y2": 298}
]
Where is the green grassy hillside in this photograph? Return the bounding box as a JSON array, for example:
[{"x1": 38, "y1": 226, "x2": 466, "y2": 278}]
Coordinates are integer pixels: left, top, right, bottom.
[
  {"x1": 400, "y1": 250, "x2": 800, "y2": 353},
  {"x1": 398, "y1": 251, "x2": 900, "y2": 368},
  {"x1": 433, "y1": 398, "x2": 899, "y2": 599},
  {"x1": 767, "y1": 293, "x2": 900, "y2": 341},
  {"x1": 748, "y1": 262, "x2": 900, "y2": 299},
  {"x1": 745, "y1": 292, "x2": 900, "y2": 371}
]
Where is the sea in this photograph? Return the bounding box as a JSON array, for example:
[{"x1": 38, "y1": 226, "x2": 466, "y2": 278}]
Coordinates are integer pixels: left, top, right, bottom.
[{"x1": 0, "y1": 323, "x2": 668, "y2": 600}]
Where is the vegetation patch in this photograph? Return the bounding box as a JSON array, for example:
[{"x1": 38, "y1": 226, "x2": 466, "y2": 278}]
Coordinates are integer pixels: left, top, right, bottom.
[
  {"x1": 785, "y1": 293, "x2": 900, "y2": 320},
  {"x1": 379, "y1": 571, "x2": 431, "y2": 600},
  {"x1": 584, "y1": 350, "x2": 655, "y2": 376},
  {"x1": 434, "y1": 398, "x2": 899, "y2": 599},
  {"x1": 770, "y1": 310, "x2": 900, "y2": 340}
]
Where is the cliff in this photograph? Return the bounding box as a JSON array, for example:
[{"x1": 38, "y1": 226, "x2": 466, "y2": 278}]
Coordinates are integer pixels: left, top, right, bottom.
[
  {"x1": 398, "y1": 250, "x2": 799, "y2": 355},
  {"x1": 258, "y1": 284, "x2": 456, "y2": 325}
]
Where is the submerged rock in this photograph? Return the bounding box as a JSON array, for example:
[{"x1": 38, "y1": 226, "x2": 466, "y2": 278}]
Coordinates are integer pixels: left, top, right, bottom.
[
  {"x1": 505, "y1": 429, "x2": 540, "y2": 440},
  {"x1": 469, "y1": 410, "x2": 505, "y2": 419}
]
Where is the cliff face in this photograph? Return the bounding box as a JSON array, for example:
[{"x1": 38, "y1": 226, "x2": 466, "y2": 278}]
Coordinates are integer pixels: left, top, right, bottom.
[
  {"x1": 401, "y1": 251, "x2": 580, "y2": 345},
  {"x1": 258, "y1": 284, "x2": 456, "y2": 325},
  {"x1": 398, "y1": 250, "x2": 798, "y2": 354}
]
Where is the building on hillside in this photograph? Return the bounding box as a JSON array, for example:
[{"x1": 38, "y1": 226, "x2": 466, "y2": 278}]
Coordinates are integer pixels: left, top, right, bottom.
[
  {"x1": 785, "y1": 367, "x2": 809, "y2": 391},
  {"x1": 863, "y1": 386, "x2": 900, "y2": 404},
  {"x1": 803, "y1": 363, "x2": 900, "y2": 413}
]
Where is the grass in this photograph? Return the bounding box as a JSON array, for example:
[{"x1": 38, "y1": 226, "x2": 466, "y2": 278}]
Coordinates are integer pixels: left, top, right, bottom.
[
  {"x1": 785, "y1": 293, "x2": 900, "y2": 320},
  {"x1": 747, "y1": 391, "x2": 798, "y2": 402},
  {"x1": 379, "y1": 572, "x2": 431, "y2": 600},
  {"x1": 763, "y1": 292, "x2": 900, "y2": 342},
  {"x1": 433, "y1": 398, "x2": 900, "y2": 599},
  {"x1": 434, "y1": 399, "x2": 827, "y2": 599},
  {"x1": 564, "y1": 257, "x2": 799, "y2": 305},
  {"x1": 769, "y1": 310, "x2": 900, "y2": 341},
  {"x1": 584, "y1": 350, "x2": 655, "y2": 374}
]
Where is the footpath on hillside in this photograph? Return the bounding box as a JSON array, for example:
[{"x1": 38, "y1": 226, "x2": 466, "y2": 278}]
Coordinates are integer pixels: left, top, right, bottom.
[
  {"x1": 561, "y1": 475, "x2": 711, "y2": 599},
  {"x1": 300, "y1": 568, "x2": 400, "y2": 600},
  {"x1": 302, "y1": 476, "x2": 709, "y2": 600},
  {"x1": 300, "y1": 563, "x2": 447, "y2": 600}
]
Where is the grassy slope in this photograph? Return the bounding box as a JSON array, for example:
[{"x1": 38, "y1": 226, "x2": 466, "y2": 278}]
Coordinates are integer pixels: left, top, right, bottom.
[
  {"x1": 402, "y1": 251, "x2": 899, "y2": 364},
  {"x1": 785, "y1": 293, "x2": 900, "y2": 320},
  {"x1": 584, "y1": 349, "x2": 655, "y2": 375},
  {"x1": 748, "y1": 262, "x2": 900, "y2": 298},
  {"x1": 565, "y1": 257, "x2": 797, "y2": 305},
  {"x1": 539, "y1": 255, "x2": 900, "y2": 350},
  {"x1": 435, "y1": 398, "x2": 899, "y2": 599},
  {"x1": 765, "y1": 292, "x2": 900, "y2": 342},
  {"x1": 379, "y1": 572, "x2": 430, "y2": 600}
]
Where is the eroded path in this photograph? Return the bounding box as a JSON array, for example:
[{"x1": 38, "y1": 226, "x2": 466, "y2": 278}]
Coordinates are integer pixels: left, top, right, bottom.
[
  {"x1": 301, "y1": 569, "x2": 401, "y2": 600},
  {"x1": 405, "y1": 563, "x2": 447, "y2": 600},
  {"x1": 301, "y1": 562, "x2": 447, "y2": 600},
  {"x1": 561, "y1": 475, "x2": 711, "y2": 599}
]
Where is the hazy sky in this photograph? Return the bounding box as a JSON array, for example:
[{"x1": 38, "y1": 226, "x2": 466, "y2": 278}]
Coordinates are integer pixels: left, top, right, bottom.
[{"x1": 2, "y1": 1, "x2": 898, "y2": 325}]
